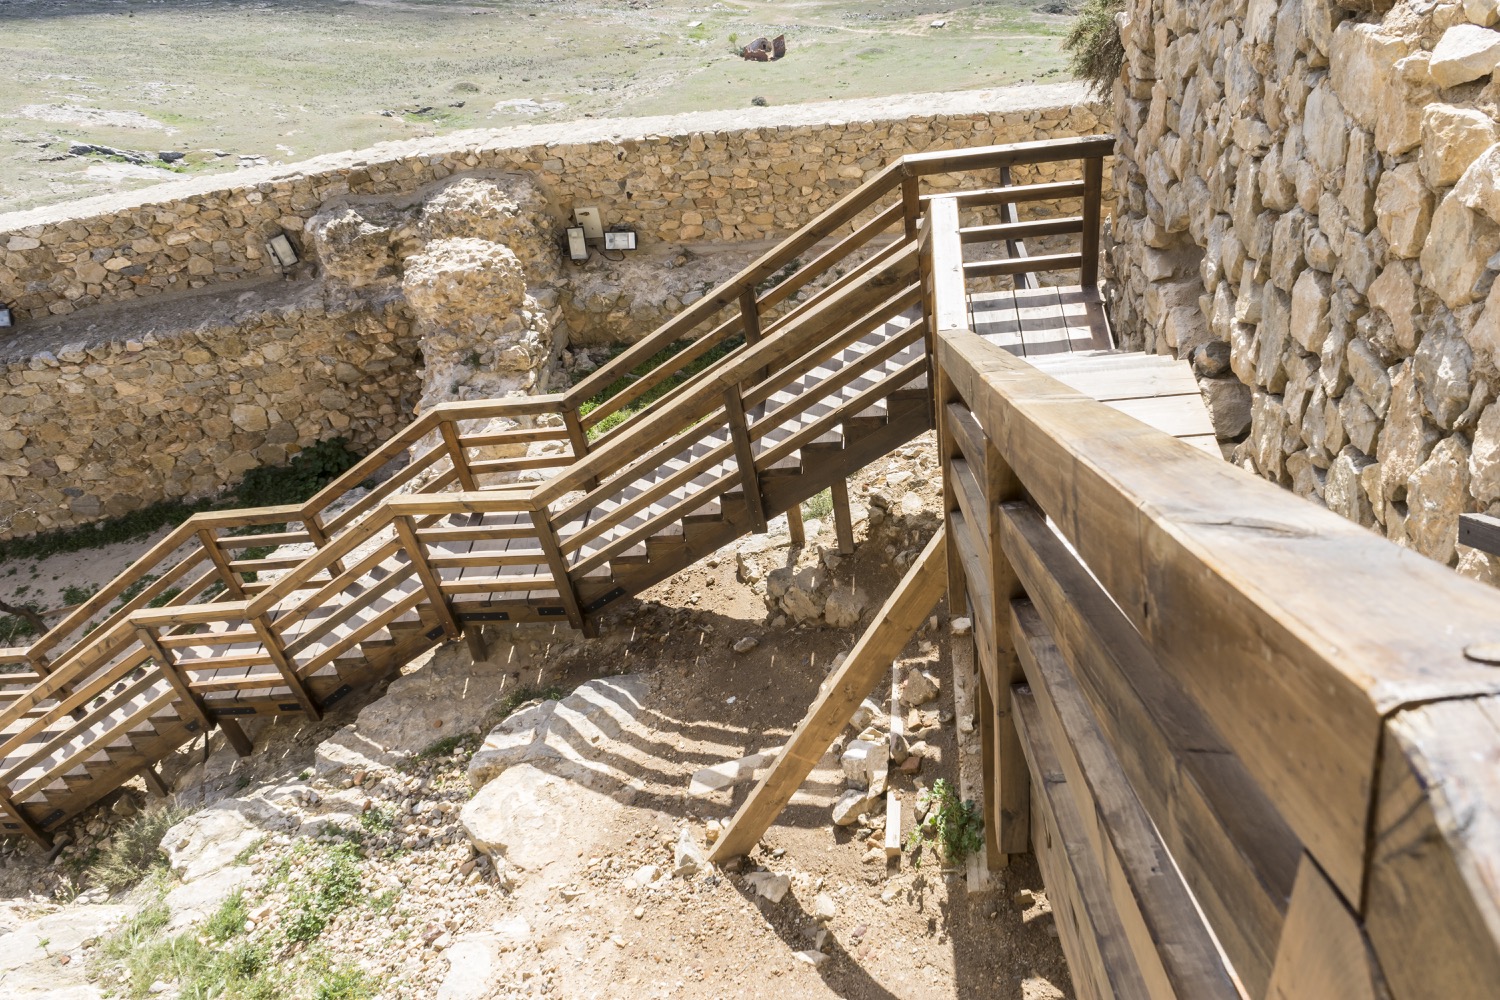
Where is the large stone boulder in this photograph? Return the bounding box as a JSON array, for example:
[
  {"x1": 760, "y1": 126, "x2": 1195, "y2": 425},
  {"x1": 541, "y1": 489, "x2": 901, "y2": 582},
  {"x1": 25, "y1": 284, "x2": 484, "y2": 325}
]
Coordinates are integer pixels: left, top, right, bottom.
[{"x1": 306, "y1": 204, "x2": 410, "y2": 287}]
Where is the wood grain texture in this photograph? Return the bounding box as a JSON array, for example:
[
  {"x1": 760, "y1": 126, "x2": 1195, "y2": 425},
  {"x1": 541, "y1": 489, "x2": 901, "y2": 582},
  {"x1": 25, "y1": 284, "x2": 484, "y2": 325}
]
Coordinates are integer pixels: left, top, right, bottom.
[
  {"x1": 1267, "y1": 856, "x2": 1390, "y2": 1000},
  {"x1": 937, "y1": 325, "x2": 1500, "y2": 903}
]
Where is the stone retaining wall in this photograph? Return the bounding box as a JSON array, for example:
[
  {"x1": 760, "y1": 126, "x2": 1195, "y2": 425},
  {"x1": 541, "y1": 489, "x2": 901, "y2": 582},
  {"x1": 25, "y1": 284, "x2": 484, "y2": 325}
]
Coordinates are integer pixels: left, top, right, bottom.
[
  {"x1": 0, "y1": 85, "x2": 1105, "y2": 328},
  {"x1": 1108, "y1": 0, "x2": 1500, "y2": 580},
  {"x1": 0, "y1": 86, "x2": 1110, "y2": 539}
]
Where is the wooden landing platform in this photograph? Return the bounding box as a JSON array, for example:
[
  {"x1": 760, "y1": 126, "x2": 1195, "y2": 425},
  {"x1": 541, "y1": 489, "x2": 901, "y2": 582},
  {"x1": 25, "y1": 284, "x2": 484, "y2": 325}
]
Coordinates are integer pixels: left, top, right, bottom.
[{"x1": 969, "y1": 284, "x2": 1219, "y2": 455}]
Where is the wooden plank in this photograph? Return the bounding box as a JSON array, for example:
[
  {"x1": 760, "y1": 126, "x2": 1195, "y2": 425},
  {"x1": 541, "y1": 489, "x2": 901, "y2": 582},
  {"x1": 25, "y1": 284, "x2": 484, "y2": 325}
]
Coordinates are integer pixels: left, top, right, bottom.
[
  {"x1": 1012, "y1": 287, "x2": 1070, "y2": 358},
  {"x1": 1011, "y1": 600, "x2": 1240, "y2": 1000},
  {"x1": 1458, "y1": 511, "x2": 1500, "y2": 556},
  {"x1": 1081, "y1": 155, "x2": 1104, "y2": 288},
  {"x1": 394, "y1": 516, "x2": 461, "y2": 640},
  {"x1": 1104, "y1": 395, "x2": 1216, "y2": 439},
  {"x1": 1054, "y1": 285, "x2": 1113, "y2": 351},
  {"x1": 198, "y1": 528, "x2": 247, "y2": 600},
  {"x1": 439, "y1": 420, "x2": 479, "y2": 491},
  {"x1": 1267, "y1": 855, "x2": 1390, "y2": 1000},
  {"x1": 830, "y1": 477, "x2": 854, "y2": 555},
  {"x1": 937, "y1": 325, "x2": 1500, "y2": 904},
  {"x1": 1366, "y1": 696, "x2": 1500, "y2": 1000},
  {"x1": 249, "y1": 617, "x2": 322, "y2": 721},
  {"x1": 218, "y1": 718, "x2": 253, "y2": 757},
  {"x1": 709, "y1": 528, "x2": 946, "y2": 862},
  {"x1": 959, "y1": 216, "x2": 1085, "y2": 245},
  {"x1": 724, "y1": 385, "x2": 768, "y2": 533},
  {"x1": 1014, "y1": 685, "x2": 1151, "y2": 1000},
  {"x1": 998, "y1": 501, "x2": 1296, "y2": 996},
  {"x1": 924, "y1": 179, "x2": 1088, "y2": 208},
  {"x1": 970, "y1": 290, "x2": 1023, "y2": 353},
  {"x1": 964, "y1": 253, "x2": 1084, "y2": 280},
  {"x1": 133, "y1": 626, "x2": 213, "y2": 734},
  {"x1": 928, "y1": 198, "x2": 968, "y2": 336}
]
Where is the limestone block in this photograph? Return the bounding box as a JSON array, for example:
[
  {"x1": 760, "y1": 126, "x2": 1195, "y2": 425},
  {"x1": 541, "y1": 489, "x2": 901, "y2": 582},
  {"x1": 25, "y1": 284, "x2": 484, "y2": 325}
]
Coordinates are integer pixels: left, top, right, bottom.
[
  {"x1": 1455, "y1": 143, "x2": 1500, "y2": 225},
  {"x1": 1467, "y1": 0, "x2": 1500, "y2": 27},
  {"x1": 1429, "y1": 24, "x2": 1500, "y2": 88},
  {"x1": 1250, "y1": 392, "x2": 1290, "y2": 483},
  {"x1": 1405, "y1": 436, "x2": 1472, "y2": 564},
  {"x1": 1302, "y1": 82, "x2": 1350, "y2": 173},
  {"x1": 1467, "y1": 277, "x2": 1500, "y2": 363},
  {"x1": 1377, "y1": 361, "x2": 1442, "y2": 502},
  {"x1": 1347, "y1": 340, "x2": 1395, "y2": 417},
  {"x1": 1377, "y1": 55, "x2": 1438, "y2": 157},
  {"x1": 1256, "y1": 285, "x2": 1293, "y2": 392},
  {"x1": 1421, "y1": 104, "x2": 1500, "y2": 188},
  {"x1": 1200, "y1": 377, "x2": 1253, "y2": 439},
  {"x1": 1330, "y1": 22, "x2": 1416, "y2": 130},
  {"x1": 1414, "y1": 321, "x2": 1474, "y2": 430},
  {"x1": 1290, "y1": 269, "x2": 1333, "y2": 354},
  {"x1": 1367, "y1": 261, "x2": 1420, "y2": 354},
  {"x1": 1420, "y1": 193, "x2": 1500, "y2": 308},
  {"x1": 1326, "y1": 446, "x2": 1378, "y2": 525},
  {"x1": 1340, "y1": 386, "x2": 1382, "y2": 456},
  {"x1": 1470, "y1": 403, "x2": 1500, "y2": 503},
  {"x1": 1374, "y1": 163, "x2": 1433, "y2": 258}
]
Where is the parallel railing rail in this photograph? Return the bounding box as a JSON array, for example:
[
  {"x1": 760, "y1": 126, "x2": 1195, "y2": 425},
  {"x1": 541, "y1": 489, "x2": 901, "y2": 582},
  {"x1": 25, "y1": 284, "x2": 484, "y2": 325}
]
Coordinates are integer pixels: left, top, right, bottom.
[
  {"x1": 929, "y1": 193, "x2": 1500, "y2": 1000},
  {"x1": 0, "y1": 134, "x2": 1111, "y2": 844}
]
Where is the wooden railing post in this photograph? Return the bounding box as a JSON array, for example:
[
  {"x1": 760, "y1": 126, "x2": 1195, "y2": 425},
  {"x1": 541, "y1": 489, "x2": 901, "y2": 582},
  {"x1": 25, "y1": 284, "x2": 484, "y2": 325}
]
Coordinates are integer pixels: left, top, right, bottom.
[
  {"x1": 739, "y1": 288, "x2": 763, "y2": 346},
  {"x1": 902, "y1": 174, "x2": 921, "y2": 241},
  {"x1": 302, "y1": 514, "x2": 346, "y2": 577},
  {"x1": 393, "y1": 516, "x2": 462, "y2": 641},
  {"x1": 929, "y1": 193, "x2": 1030, "y2": 861},
  {"x1": 249, "y1": 615, "x2": 322, "y2": 721},
  {"x1": 723, "y1": 385, "x2": 768, "y2": 533},
  {"x1": 198, "y1": 528, "x2": 246, "y2": 600},
  {"x1": 134, "y1": 624, "x2": 213, "y2": 735},
  {"x1": 439, "y1": 419, "x2": 478, "y2": 491},
  {"x1": 528, "y1": 502, "x2": 591, "y2": 634},
  {"x1": 1080, "y1": 155, "x2": 1104, "y2": 289}
]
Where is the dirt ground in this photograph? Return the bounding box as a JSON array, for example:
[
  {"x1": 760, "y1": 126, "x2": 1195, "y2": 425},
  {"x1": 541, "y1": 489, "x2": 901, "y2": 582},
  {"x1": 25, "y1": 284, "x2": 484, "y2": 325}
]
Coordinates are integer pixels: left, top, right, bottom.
[
  {"x1": 0, "y1": 0, "x2": 1073, "y2": 213},
  {"x1": 0, "y1": 439, "x2": 1073, "y2": 999}
]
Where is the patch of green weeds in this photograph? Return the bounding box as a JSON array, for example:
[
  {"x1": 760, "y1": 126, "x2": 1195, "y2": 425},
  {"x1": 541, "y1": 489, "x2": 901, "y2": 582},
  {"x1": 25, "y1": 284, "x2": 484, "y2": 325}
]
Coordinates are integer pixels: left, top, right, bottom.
[
  {"x1": 905, "y1": 778, "x2": 984, "y2": 868},
  {"x1": 86, "y1": 804, "x2": 185, "y2": 892},
  {"x1": 801, "y1": 488, "x2": 834, "y2": 520},
  {"x1": 284, "y1": 842, "x2": 365, "y2": 944}
]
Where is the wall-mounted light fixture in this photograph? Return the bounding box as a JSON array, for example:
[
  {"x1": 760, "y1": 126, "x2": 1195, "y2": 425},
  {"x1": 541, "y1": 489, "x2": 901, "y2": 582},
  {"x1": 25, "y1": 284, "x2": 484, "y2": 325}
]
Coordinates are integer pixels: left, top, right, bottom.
[
  {"x1": 604, "y1": 230, "x2": 638, "y2": 251},
  {"x1": 0, "y1": 305, "x2": 13, "y2": 329},
  {"x1": 265, "y1": 233, "x2": 299, "y2": 268}
]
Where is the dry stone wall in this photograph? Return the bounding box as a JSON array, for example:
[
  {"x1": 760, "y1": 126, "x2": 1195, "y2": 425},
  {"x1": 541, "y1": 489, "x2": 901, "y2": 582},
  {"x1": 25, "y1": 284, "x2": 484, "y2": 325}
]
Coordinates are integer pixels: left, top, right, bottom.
[
  {"x1": 0, "y1": 86, "x2": 1105, "y2": 331},
  {"x1": 1108, "y1": 0, "x2": 1500, "y2": 580},
  {"x1": 0, "y1": 286, "x2": 416, "y2": 537}
]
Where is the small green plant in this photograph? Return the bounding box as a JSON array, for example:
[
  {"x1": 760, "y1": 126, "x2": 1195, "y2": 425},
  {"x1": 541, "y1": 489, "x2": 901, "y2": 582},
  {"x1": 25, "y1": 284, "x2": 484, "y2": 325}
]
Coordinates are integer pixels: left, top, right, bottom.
[
  {"x1": 1064, "y1": 0, "x2": 1126, "y2": 96},
  {"x1": 801, "y1": 488, "x2": 833, "y2": 520},
  {"x1": 750, "y1": 95, "x2": 768, "y2": 107},
  {"x1": 204, "y1": 890, "x2": 248, "y2": 943},
  {"x1": 905, "y1": 779, "x2": 984, "y2": 867},
  {"x1": 359, "y1": 805, "x2": 396, "y2": 834},
  {"x1": 87, "y1": 804, "x2": 186, "y2": 891},
  {"x1": 61, "y1": 583, "x2": 98, "y2": 606},
  {"x1": 284, "y1": 842, "x2": 365, "y2": 944},
  {"x1": 232, "y1": 835, "x2": 265, "y2": 866},
  {"x1": 727, "y1": 31, "x2": 739, "y2": 51}
]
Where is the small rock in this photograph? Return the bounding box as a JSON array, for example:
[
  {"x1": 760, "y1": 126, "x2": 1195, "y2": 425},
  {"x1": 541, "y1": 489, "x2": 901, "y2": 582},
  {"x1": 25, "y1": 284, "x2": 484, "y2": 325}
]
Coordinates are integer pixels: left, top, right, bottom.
[
  {"x1": 794, "y1": 950, "x2": 829, "y2": 967},
  {"x1": 903, "y1": 668, "x2": 940, "y2": 706},
  {"x1": 950, "y1": 617, "x2": 973, "y2": 636},
  {"x1": 673, "y1": 827, "x2": 708, "y2": 877},
  {"x1": 628, "y1": 864, "x2": 659, "y2": 888},
  {"x1": 832, "y1": 789, "x2": 879, "y2": 826},
  {"x1": 732, "y1": 637, "x2": 759, "y2": 654},
  {"x1": 745, "y1": 870, "x2": 791, "y2": 902},
  {"x1": 812, "y1": 892, "x2": 837, "y2": 921},
  {"x1": 1015, "y1": 889, "x2": 1036, "y2": 908}
]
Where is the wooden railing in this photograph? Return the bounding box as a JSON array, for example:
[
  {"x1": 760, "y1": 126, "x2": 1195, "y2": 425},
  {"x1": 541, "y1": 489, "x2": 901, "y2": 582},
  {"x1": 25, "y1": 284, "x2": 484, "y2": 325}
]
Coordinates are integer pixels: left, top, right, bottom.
[
  {"x1": 0, "y1": 134, "x2": 1113, "y2": 844},
  {"x1": 928, "y1": 196, "x2": 1500, "y2": 999}
]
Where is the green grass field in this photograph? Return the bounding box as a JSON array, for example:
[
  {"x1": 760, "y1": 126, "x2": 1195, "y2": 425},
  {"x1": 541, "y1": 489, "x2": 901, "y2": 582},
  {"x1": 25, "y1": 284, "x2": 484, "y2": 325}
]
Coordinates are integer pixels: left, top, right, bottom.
[{"x1": 0, "y1": 0, "x2": 1073, "y2": 213}]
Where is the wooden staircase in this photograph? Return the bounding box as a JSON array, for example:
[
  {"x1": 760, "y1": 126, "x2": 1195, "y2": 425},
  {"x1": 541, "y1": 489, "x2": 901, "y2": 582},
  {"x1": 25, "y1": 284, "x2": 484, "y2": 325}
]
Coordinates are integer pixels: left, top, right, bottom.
[{"x1": 0, "y1": 134, "x2": 1136, "y2": 844}]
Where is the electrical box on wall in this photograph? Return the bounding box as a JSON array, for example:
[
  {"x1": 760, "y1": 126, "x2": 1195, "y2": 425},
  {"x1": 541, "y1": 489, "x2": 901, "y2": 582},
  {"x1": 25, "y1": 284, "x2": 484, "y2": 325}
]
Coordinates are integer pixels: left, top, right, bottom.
[
  {"x1": 566, "y1": 227, "x2": 589, "y2": 261},
  {"x1": 574, "y1": 207, "x2": 604, "y2": 240}
]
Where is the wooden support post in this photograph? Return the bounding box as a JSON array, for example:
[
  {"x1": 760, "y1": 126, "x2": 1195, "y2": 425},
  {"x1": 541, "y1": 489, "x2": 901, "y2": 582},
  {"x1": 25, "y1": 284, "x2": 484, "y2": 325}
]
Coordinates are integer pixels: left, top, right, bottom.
[
  {"x1": 902, "y1": 174, "x2": 921, "y2": 241},
  {"x1": 199, "y1": 528, "x2": 246, "y2": 600},
  {"x1": 140, "y1": 764, "x2": 170, "y2": 799},
  {"x1": 710, "y1": 528, "x2": 947, "y2": 863},
  {"x1": 724, "y1": 386, "x2": 768, "y2": 533},
  {"x1": 250, "y1": 616, "x2": 322, "y2": 721},
  {"x1": 219, "y1": 718, "x2": 253, "y2": 757},
  {"x1": 563, "y1": 411, "x2": 590, "y2": 460},
  {"x1": 786, "y1": 502, "x2": 806, "y2": 546},
  {"x1": 529, "y1": 503, "x2": 590, "y2": 635},
  {"x1": 739, "y1": 288, "x2": 763, "y2": 345},
  {"x1": 439, "y1": 419, "x2": 478, "y2": 491},
  {"x1": 831, "y1": 477, "x2": 855, "y2": 555},
  {"x1": 301, "y1": 515, "x2": 345, "y2": 575},
  {"x1": 134, "y1": 625, "x2": 213, "y2": 734},
  {"x1": 464, "y1": 625, "x2": 490, "y2": 663},
  {"x1": 394, "y1": 516, "x2": 462, "y2": 641},
  {"x1": 0, "y1": 789, "x2": 50, "y2": 848},
  {"x1": 1080, "y1": 155, "x2": 1104, "y2": 290}
]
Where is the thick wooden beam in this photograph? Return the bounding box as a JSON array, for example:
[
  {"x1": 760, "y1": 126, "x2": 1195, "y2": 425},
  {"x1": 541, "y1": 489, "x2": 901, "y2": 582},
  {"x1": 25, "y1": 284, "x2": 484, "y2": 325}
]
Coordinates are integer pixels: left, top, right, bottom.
[
  {"x1": 830, "y1": 478, "x2": 855, "y2": 554},
  {"x1": 710, "y1": 528, "x2": 946, "y2": 862},
  {"x1": 1267, "y1": 856, "x2": 1391, "y2": 1000},
  {"x1": 724, "y1": 386, "x2": 768, "y2": 533},
  {"x1": 218, "y1": 718, "x2": 253, "y2": 757}
]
